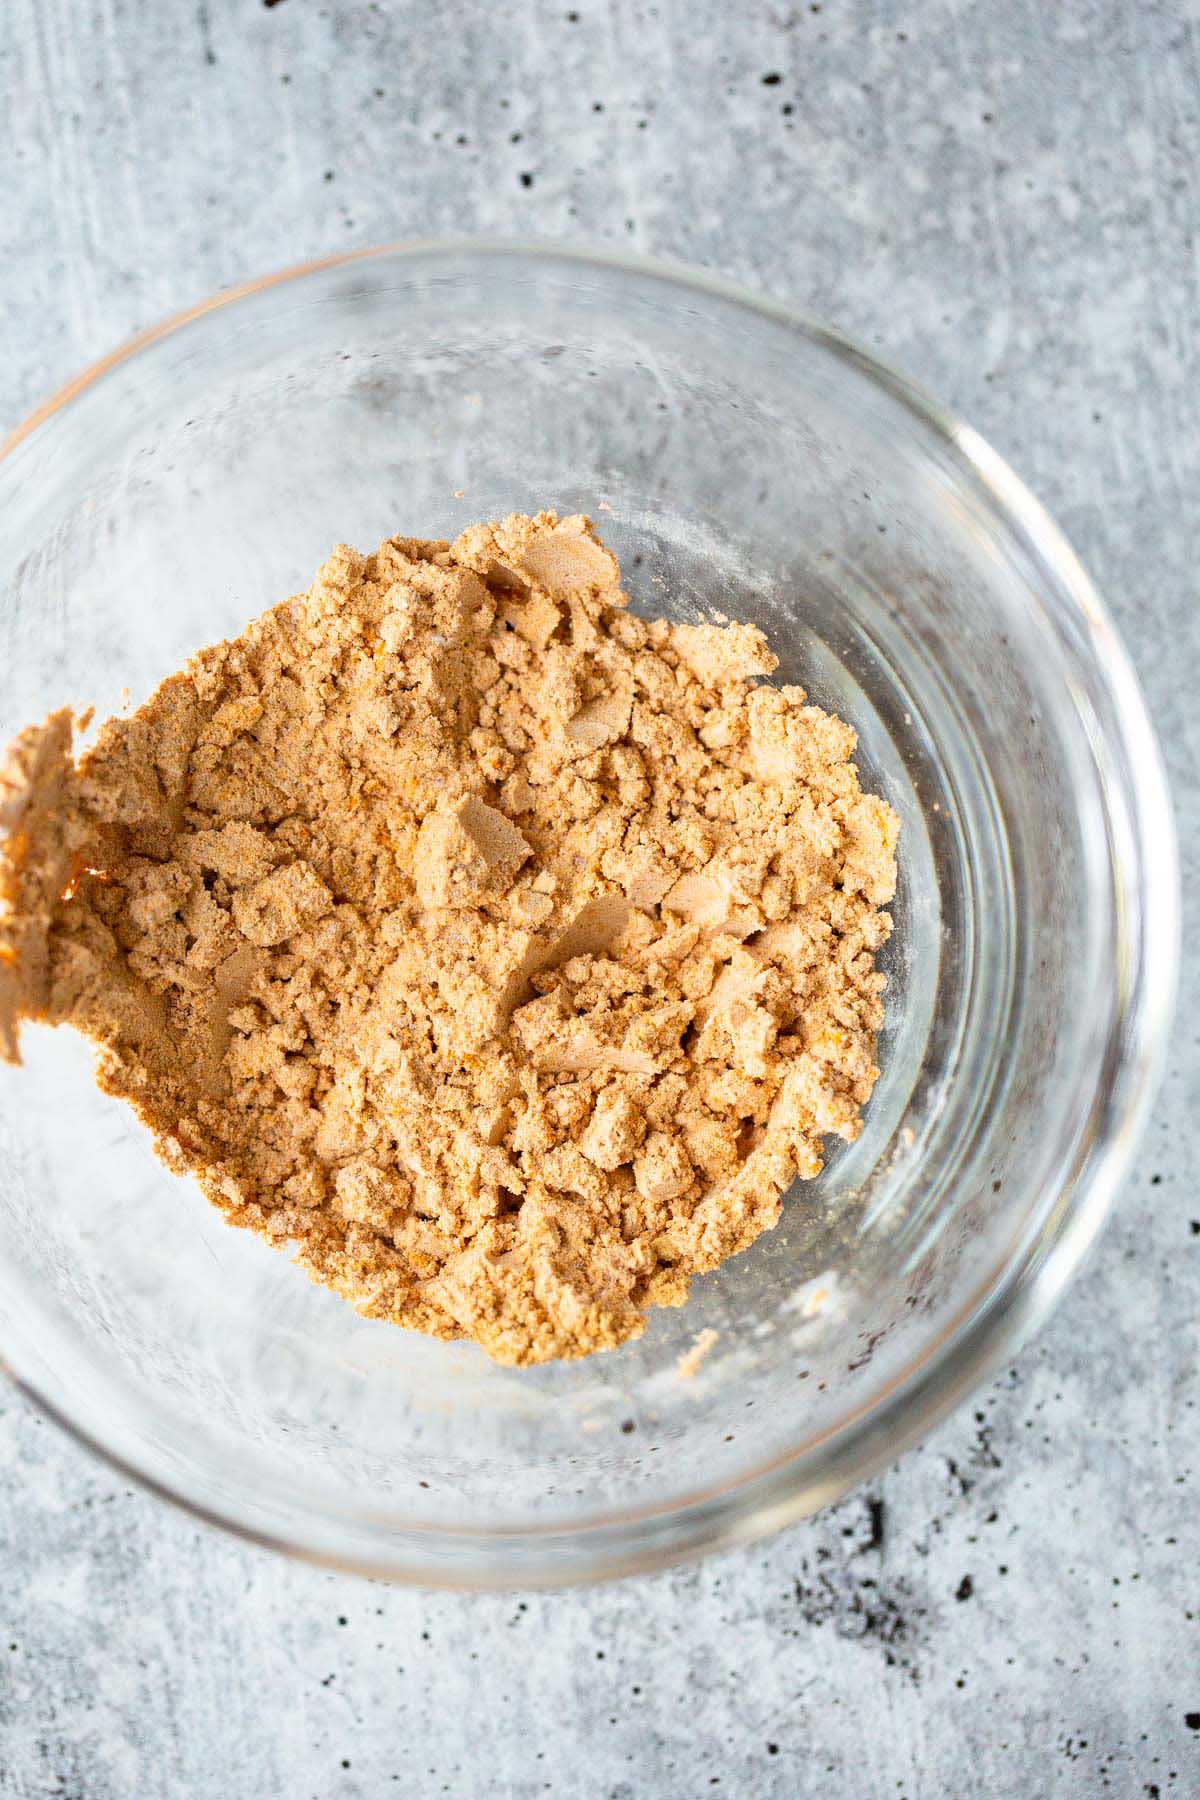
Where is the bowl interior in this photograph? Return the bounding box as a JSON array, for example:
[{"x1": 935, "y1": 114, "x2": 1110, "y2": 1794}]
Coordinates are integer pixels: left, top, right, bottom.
[{"x1": 0, "y1": 250, "x2": 1155, "y2": 1577}]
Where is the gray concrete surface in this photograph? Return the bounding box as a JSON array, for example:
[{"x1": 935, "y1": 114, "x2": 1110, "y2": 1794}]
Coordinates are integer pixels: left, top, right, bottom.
[{"x1": 1, "y1": 2, "x2": 1197, "y2": 1795}]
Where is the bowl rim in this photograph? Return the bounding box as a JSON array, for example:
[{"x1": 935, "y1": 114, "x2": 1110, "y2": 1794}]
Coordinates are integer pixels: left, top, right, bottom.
[{"x1": 0, "y1": 238, "x2": 1180, "y2": 1586}]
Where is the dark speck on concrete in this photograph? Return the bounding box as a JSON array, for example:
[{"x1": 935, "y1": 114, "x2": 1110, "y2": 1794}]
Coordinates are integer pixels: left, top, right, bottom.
[
  {"x1": 1185, "y1": 1713, "x2": 1200, "y2": 1730},
  {"x1": 955, "y1": 1575, "x2": 975, "y2": 1602},
  {"x1": 793, "y1": 1554, "x2": 924, "y2": 1680},
  {"x1": 868, "y1": 1497, "x2": 886, "y2": 1550},
  {"x1": 196, "y1": 2, "x2": 216, "y2": 65},
  {"x1": 761, "y1": 72, "x2": 783, "y2": 86},
  {"x1": 946, "y1": 1457, "x2": 974, "y2": 1496},
  {"x1": 519, "y1": 172, "x2": 534, "y2": 187}
]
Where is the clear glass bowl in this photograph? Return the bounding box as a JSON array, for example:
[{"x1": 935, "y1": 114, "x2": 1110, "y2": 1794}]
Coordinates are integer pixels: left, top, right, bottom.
[{"x1": 0, "y1": 244, "x2": 1177, "y2": 1585}]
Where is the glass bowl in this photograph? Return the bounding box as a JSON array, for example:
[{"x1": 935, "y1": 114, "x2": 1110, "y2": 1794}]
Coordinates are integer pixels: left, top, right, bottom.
[{"x1": 0, "y1": 243, "x2": 1177, "y2": 1585}]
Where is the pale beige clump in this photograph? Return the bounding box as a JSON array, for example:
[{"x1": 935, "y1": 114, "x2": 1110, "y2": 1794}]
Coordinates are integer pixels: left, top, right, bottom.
[{"x1": 0, "y1": 513, "x2": 898, "y2": 1365}]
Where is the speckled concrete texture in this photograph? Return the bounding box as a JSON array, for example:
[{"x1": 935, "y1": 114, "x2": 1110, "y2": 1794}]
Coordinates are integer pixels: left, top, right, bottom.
[{"x1": 2, "y1": 2, "x2": 1197, "y2": 1795}]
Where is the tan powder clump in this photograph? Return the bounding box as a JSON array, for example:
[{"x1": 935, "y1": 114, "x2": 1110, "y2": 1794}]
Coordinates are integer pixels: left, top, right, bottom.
[{"x1": 0, "y1": 513, "x2": 898, "y2": 1365}]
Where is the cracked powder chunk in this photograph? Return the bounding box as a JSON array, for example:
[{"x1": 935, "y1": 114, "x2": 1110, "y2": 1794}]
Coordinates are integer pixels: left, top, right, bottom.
[
  {"x1": 0, "y1": 511, "x2": 898, "y2": 1366},
  {"x1": 414, "y1": 795, "x2": 532, "y2": 909},
  {"x1": 232, "y1": 861, "x2": 333, "y2": 947},
  {"x1": 579, "y1": 1085, "x2": 646, "y2": 1171},
  {"x1": 669, "y1": 620, "x2": 777, "y2": 686},
  {"x1": 634, "y1": 1130, "x2": 695, "y2": 1205}
]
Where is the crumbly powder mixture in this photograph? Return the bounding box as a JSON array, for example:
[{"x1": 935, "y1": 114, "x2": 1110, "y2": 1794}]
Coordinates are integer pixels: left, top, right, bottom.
[{"x1": 0, "y1": 513, "x2": 898, "y2": 1364}]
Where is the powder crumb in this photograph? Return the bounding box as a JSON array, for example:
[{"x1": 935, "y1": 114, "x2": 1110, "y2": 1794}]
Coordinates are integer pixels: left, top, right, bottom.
[
  {"x1": 0, "y1": 511, "x2": 898, "y2": 1365},
  {"x1": 676, "y1": 1327, "x2": 720, "y2": 1380}
]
